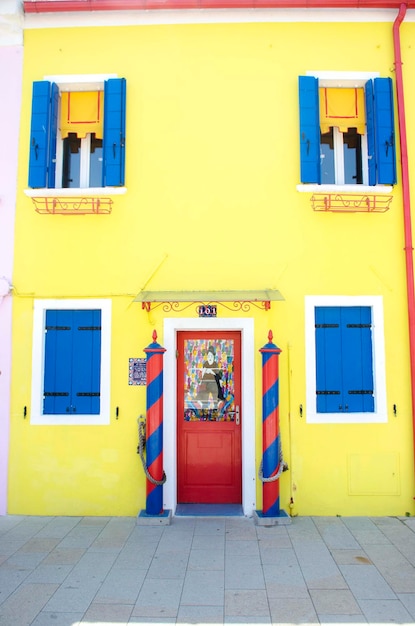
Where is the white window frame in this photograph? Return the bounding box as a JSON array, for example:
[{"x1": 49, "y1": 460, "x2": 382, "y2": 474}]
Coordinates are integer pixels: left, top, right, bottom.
[
  {"x1": 57, "y1": 130, "x2": 101, "y2": 190},
  {"x1": 24, "y1": 74, "x2": 127, "y2": 198},
  {"x1": 30, "y1": 299, "x2": 112, "y2": 426},
  {"x1": 322, "y1": 126, "x2": 368, "y2": 186},
  {"x1": 297, "y1": 71, "x2": 392, "y2": 194},
  {"x1": 305, "y1": 295, "x2": 387, "y2": 424}
]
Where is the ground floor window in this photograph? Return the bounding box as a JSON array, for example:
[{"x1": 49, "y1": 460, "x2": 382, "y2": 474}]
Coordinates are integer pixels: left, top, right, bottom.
[
  {"x1": 31, "y1": 299, "x2": 111, "y2": 425},
  {"x1": 305, "y1": 296, "x2": 387, "y2": 424}
]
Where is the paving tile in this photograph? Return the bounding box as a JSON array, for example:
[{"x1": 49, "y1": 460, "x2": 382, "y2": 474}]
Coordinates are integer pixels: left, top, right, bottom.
[
  {"x1": 268, "y1": 596, "x2": 318, "y2": 624},
  {"x1": 57, "y1": 525, "x2": 106, "y2": 549},
  {"x1": 127, "y1": 526, "x2": 164, "y2": 543},
  {"x1": 5, "y1": 550, "x2": 49, "y2": 569},
  {"x1": 113, "y1": 543, "x2": 158, "y2": 570},
  {"x1": 401, "y1": 517, "x2": 415, "y2": 532},
  {"x1": 132, "y1": 578, "x2": 184, "y2": 618},
  {"x1": 81, "y1": 601, "x2": 133, "y2": 623},
  {"x1": 224, "y1": 589, "x2": 270, "y2": 617},
  {"x1": 177, "y1": 603, "x2": 224, "y2": 624},
  {"x1": 42, "y1": 547, "x2": 86, "y2": 565},
  {"x1": 330, "y1": 549, "x2": 372, "y2": 566},
  {"x1": 225, "y1": 519, "x2": 258, "y2": 540},
  {"x1": 225, "y1": 617, "x2": 271, "y2": 624},
  {"x1": 318, "y1": 614, "x2": 368, "y2": 623},
  {"x1": 255, "y1": 525, "x2": 290, "y2": 540},
  {"x1": 129, "y1": 618, "x2": 176, "y2": 624},
  {"x1": 0, "y1": 566, "x2": 32, "y2": 604},
  {"x1": 339, "y1": 563, "x2": 396, "y2": 599},
  {"x1": 262, "y1": 560, "x2": 309, "y2": 599},
  {"x1": 0, "y1": 537, "x2": 30, "y2": 556},
  {"x1": 0, "y1": 516, "x2": 26, "y2": 535},
  {"x1": 181, "y1": 569, "x2": 225, "y2": 605},
  {"x1": 363, "y1": 543, "x2": 415, "y2": 593},
  {"x1": 342, "y1": 518, "x2": 390, "y2": 546},
  {"x1": 358, "y1": 598, "x2": 414, "y2": 622},
  {"x1": 31, "y1": 611, "x2": 83, "y2": 626},
  {"x1": 146, "y1": 552, "x2": 189, "y2": 579},
  {"x1": 188, "y1": 548, "x2": 224, "y2": 571},
  {"x1": 397, "y1": 592, "x2": 415, "y2": 619},
  {"x1": 93, "y1": 567, "x2": 146, "y2": 603},
  {"x1": 25, "y1": 563, "x2": 74, "y2": 584},
  {"x1": 194, "y1": 519, "x2": 226, "y2": 535},
  {"x1": 312, "y1": 517, "x2": 361, "y2": 550},
  {"x1": 35, "y1": 517, "x2": 82, "y2": 540},
  {"x1": 309, "y1": 589, "x2": 362, "y2": 614},
  {"x1": 192, "y1": 533, "x2": 225, "y2": 550},
  {"x1": 0, "y1": 582, "x2": 58, "y2": 626},
  {"x1": 225, "y1": 539, "x2": 260, "y2": 556},
  {"x1": 292, "y1": 545, "x2": 347, "y2": 589},
  {"x1": 225, "y1": 555, "x2": 265, "y2": 590},
  {"x1": 70, "y1": 549, "x2": 117, "y2": 576},
  {"x1": 43, "y1": 578, "x2": 103, "y2": 614}
]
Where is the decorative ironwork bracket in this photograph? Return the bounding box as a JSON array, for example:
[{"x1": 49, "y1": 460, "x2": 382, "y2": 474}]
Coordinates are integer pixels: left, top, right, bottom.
[
  {"x1": 311, "y1": 193, "x2": 392, "y2": 213},
  {"x1": 30, "y1": 196, "x2": 113, "y2": 215},
  {"x1": 141, "y1": 300, "x2": 272, "y2": 313},
  {"x1": 135, "y1": 290, "x2": 284, "y2": 313}
]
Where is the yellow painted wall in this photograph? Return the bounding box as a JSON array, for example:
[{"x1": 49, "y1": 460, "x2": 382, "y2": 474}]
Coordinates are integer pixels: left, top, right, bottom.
[{"x1": 9, "y1": 18, "x2": 415, "y2": 516}]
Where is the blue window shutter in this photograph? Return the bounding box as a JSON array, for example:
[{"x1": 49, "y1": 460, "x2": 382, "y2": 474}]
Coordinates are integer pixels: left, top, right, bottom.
[
  {"x1": 374, "y1": 77, "x2": 396, "y2": 185},
  {"x1": 43, "y1": 309, "x2": 101, "y2": 416},
  {"x1": 342, "y1": 307, "x2": 374, "y2": 413},
  {"x1": 48, "y1": 82, "x2": 59, "y2": 189},
  {"x1": 29, "y1": 81, "x2": 52, "y2": 188},
  {"x1": 365, "y1": 79, "x2": 376, "y2": 186},
  {"x1": 43, "y1": 310, "x2": 73, "y2": 415},
  {"x1": 315, "y1": 307, "x2": 343, "y2": 413},
  {"x1": 103, "y1": 78, "x2": 126, "y2": 187},
  {"x1": 315, "y1": 306, "x2": 374, "y2": 414},
  {"x1": 72, "y1": 310, "x2": 101, "y2": 415},
  {"x1": 299, "y1": 76, "x2": 320, "y2": 184}
]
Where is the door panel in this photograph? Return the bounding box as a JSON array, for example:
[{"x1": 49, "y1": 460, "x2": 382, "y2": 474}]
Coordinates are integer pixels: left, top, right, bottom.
[{"x1": 177, "y1": 332, "x2": 242, "y2": 503}]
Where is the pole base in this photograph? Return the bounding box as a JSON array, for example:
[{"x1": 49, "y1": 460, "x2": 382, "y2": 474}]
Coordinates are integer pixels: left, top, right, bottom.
[
  {"x1": 253, "y1": 509, "x2": 291, "y2": 526},
  {"x1": 137, "y1": 509, "x2": 172, "y2": 525}
]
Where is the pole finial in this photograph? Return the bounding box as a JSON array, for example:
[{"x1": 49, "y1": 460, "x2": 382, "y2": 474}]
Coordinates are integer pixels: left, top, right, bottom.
[
  {"x1": 268, "y1": 329, "x2": 273, "y2": 342},
  {"x1": 152, "y1": 330, "x2": 158, "y2": 342}
]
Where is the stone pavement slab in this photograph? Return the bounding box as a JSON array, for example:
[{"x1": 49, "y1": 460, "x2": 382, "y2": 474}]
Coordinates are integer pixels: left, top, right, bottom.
[{"x1": 0, "y1": 514, "x2": 414, "y2": 625}]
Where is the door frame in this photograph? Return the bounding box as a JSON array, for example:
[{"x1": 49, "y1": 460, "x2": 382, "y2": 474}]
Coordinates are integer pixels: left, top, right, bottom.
[{"x1": 163, "y1": 317, "x2": 256, "y2": 516}]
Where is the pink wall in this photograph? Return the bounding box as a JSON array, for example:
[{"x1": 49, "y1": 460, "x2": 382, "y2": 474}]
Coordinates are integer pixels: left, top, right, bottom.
[{"x1": 0, "y1": 45, "x2": 23, "y2": 515}]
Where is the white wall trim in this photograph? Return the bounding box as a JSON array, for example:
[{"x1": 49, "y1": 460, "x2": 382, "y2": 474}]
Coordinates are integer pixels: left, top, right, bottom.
[
  {"x1": 305, "y1": 295, "x2": 387, "y2": 424},
  {"x1": 31, "y1": 299, "x2": 112, "y2": 425},
  {"x1": 163, "y1": 317, "x2": 256, "y2": 516}
]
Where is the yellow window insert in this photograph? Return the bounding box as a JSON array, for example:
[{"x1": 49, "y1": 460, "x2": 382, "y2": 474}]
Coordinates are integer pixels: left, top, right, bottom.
[
  {"x1": 320, "y1": 87, "x2": 365, "y2": 135},
  {"x1": 60, "y1": 91, "x2": 103, "y2": 139}
]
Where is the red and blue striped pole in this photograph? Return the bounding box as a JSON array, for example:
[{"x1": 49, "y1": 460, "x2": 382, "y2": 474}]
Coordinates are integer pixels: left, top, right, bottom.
[
  {"x1": 143, "y1": 330, "x2": 166, "y2": 515},
  {"x1": 259, "y1": 330, "x2": 282, "y2": 517}
]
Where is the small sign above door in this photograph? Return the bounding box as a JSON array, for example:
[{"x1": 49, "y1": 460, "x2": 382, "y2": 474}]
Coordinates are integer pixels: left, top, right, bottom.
[{"x1": 198, "y1": 305, "x2": 217, "y2": 318}]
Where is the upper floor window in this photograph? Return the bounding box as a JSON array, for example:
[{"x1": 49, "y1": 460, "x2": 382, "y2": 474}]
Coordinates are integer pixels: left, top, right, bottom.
[
  {"x1": 299, "y1": 74, "x2": 396, "y2": 187},
  {"x1": 28, "y1": 77, "x2": 126, "y2": 190}
]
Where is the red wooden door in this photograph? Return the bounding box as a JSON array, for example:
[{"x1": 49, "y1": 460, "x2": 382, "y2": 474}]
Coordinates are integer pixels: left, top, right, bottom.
[{"x1": 177, "y1": 331, "x2": 242, "y2": 503}]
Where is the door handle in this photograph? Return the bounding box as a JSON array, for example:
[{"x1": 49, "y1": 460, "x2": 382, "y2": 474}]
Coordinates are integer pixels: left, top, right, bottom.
[{"x1": 227, "y1": 405, "x2": 240, "y2": 425}]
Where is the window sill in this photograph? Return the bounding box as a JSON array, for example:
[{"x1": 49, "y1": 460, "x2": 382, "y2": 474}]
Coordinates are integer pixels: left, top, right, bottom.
[
  {"x1": 24, "y1": 187, "x2": 127, "y2": 197},
  {"x1": 297, "y1": 184, "x2": 392, "y2": 194}
]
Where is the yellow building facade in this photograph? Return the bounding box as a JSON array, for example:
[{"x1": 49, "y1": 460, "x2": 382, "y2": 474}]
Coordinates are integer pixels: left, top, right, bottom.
[{"x1": 8, "y1": 3, "x2": 415, "y2": 517}]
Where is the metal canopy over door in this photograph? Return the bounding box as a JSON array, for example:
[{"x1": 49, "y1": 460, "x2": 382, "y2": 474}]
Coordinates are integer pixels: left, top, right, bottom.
[{"x1": 177, "y1": 331, "x2": 242, "y2": 503}]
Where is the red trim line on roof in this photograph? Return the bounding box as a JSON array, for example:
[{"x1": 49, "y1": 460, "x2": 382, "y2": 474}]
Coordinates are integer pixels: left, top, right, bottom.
[{"x1": 21, "y1": 0, "x2": 415, "y2": 14}]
